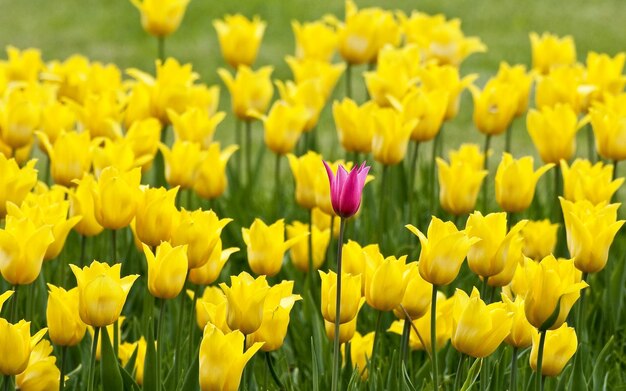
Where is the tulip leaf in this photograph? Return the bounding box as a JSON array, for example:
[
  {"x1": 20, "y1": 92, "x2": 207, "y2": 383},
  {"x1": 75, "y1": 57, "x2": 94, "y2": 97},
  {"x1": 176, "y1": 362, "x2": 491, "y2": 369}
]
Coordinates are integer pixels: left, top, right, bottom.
[
  {"x1": 539, "y1": 296, "x2": 563, "y2": 332},
  {"x1": 100, "y1": 325, "x2": 124, "y2": 391},
  {"x1": 460, "y1": 357, "x2": 482, "y2": 391},
  {"x1": 124, "y1": 344, "x2": 139, "y2": 375},
  {"x1": 589, "y1": 336, "x2": 614, "y2": 389},
  {"x1": 310, "y1": 338, "x2": 320, "y2": 391},
  {"x1": 180, "y1": 344, "x2": 199, "y2": 391},
  {"x1": 119, "y1": 363, "x2": 141, "y2": 391},
  {"x1": 567, "y1": 343, "x2": 586, "y2": 391},
  {"x1": 401, "y1": 362, "x2": 417, "y2": 391},
  {"x1": 143, "y1": 319, "x2": 158, "y2": 391}
]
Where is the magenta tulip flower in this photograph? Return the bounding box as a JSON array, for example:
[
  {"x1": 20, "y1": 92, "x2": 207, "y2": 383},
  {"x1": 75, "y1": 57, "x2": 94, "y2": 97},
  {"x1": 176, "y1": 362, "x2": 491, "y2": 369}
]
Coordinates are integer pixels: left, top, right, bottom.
[{"x1": 323, "y1": 160, "x2": 370, "y2": 218}]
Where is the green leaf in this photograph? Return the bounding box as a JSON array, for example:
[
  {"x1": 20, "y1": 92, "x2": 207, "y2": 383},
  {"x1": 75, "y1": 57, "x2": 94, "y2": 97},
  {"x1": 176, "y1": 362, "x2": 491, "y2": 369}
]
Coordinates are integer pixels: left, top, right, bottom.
[
  {"x1": 143, "y1": 318, "x2": 158, "y2": 391},
  {"x1": 180, "y1": 345, "x2": 199, "y2": 391},
  {"x1": 311, "y1": 338, "x2": 319, "y2": 391},
  {"x1": 568, "y1": 343, "x2": 586, "y2": 391},
  {"x1": 590, "y1": 336, "x2": 614, "y2": 389},
  {"x1": 460, "y1": 357, "x2": 482, "y2": 391},
  {"x1": 539, "y1": 296, "x2": 563, "y2": 332},
  {"x1": 120, "y1": 363, "x2": 140, "y2": 391},
  {"x1": 123, "y1": 344, "x2": 139, "y2": 375},
  {"x1": 100, "y1": 325, "x2": 124, "y2": 391}
]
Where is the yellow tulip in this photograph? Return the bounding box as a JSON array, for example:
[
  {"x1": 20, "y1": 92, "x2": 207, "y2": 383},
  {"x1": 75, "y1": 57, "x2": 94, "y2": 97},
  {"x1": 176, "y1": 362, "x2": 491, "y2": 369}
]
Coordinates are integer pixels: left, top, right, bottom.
[
  {"x1": 285, "y1": 57, "x2": 345, "y2": 101},
  {"x1": 134, "y1": 186, "x2": 178, "y2": 247},
  {"x1": 471, "y1": 79, "x2": 518, "y2": 136},
  {"x1": 0, "y1": 87, "x2": 41, "y2": 149},
  {"x1": 169, "y1": 107, "x2": 225, "y2": 150},
  {"x1": 529, "y1": 32, "x2": 576, "y2": 74},
  {"x1": 364, "y1": 45, "x2": 421, "y2": 107},
  {"x1": 363, "y1": 250, "x2": 410, "y2": 312},
  {"x1": 0, "y1": 320, "x2": 47, "y2": 375},
  {"x1": 521, "y1": 220, "x2": 559, "y2": 260},
  {"x1": 70, "y1": 261, "x2": 139, "y2": 327},
  {"x1": 292, "y1": 20, "x2": 337, "y2": 62},
  {"x1": 188, "y1": 239, "x2": 239, "y2": 286},
  {"x1": 526, "y1": 103, "x2": 586, "y2": 164},
  {"x1": 124, "y1": 118, "x2": 162, "y2": 173},
  {"x1": 337, "y1": 0, "x2": 401, "y2": 65},
  {"x1": 0, "y1": 210, "x2": 54, "y2": 285},
  {"x1": 391, "y1": 87, "x2": 448, "y2": 142},
  {"x1": 561, "y1": 159, "x2": 623, "y2": 205},
  {"x1": 589, "y1": 93, "x2": 626, "y2": 161},
  {"x1": 371, "y1": 107, "x2": 416, "y2": 165},
  {"x1": 560, "y1": 198, "x2": 624, "y2": 273},
  {"x1": 0, "y1": 156, "x2": 37, "y2": 218},
  {"x1": 436, "y1": 157, "x2": 487, "y2": 216},
  {"x1": 419, "y1": 63, "x2": 478, "y2": 120},
  {"x1": 287, "y1": 221, "x2": 330, "y2": 273},
  {"x1": 407, "y1": 218, "x2": 478, "y2": 286},
  {"x1": 449, "y1": 143, "x2": 486, "y2": 170},
  {"x1": 38, "y1": 100, "x2": 76, "y2": 147},
  {"x1": 332, "y1": 98, "x2": 375, "y2": 154},
  {"x1": 529, "y1": 323, "x2": 577, "y2": 377},
  {"x1": 276, "y1": 79, "x2": 325, "y2": 132},
  {"x1": 15, "y1": 339, "x2": 60, "y2": 391},
  {"x1": 143, "y1": 241, "x2": 188, "y2": 299},
  {"x1": 3, "y1": 46, "x2": 43, "y2": 82},
  {"x1": 191, "y1": 287, "x2": 228, "y2": 331},
  {"x1": 91, "y1": 166, "x2": 142, "y2": 230},
  {"x1": 0, "y1": 291, "x2": 13, "y2": 313},
  {"x1": 69, "y1": 90, "x2": 123, "y2": 139},
  {"x1": 394, "y1": 263, "x2": 432, "y2": 320},
  {"x1": 193, "y1": 142, "x2": 239, "y2": 200},
  {"x1": 171, "y1": 208, "x2": 232, "y2": 269},
  {"x1": 119, "y1": 337, "x2": 148, "y2": 385},
  {"x1": 91, "y1": 138, "x2": 139, "y2": 178},
  {"x1": 343, "y1": 332, "x2": 375, "y2": 379},
  {"x1": 46, "y1": 284, "x2": 86, "y2": 347},
  {"x1": 130, "y1": 0, "x2": 190, "y2": 37},
  {"x1": 319, "y1": 271, "x2": 362, "y2": 324},
  {"x1": 213, "y1": 14, "x2": 266, "y2": 68},
  {"x1": 218, "y1": 66, "x2": 273, "y2": 120},
  {"x1": 502, "y1": 294, "x2": 534, "y2": 349},
  {"x1": 36, "y1": 130, "x2": 92, "y2": 187},
  {"x1": 247, "y1": 281, "x2": 302, "y2": 351},
  {"x1": 311, "y1": 207, "x2": 341, "y2": 238},
  {"x1": 324, "y1": 300, "x2": 364, "y2": 344},
  {"x1": 69, "y1": 174, "x2": 105, "y2": 237},
  {"x1": 451, "y1": 287, "x2": 512, "y2": 358},
  {"x1": 495, "y1": 153, "x2": 554, "y2": 213},
  {"x1": 507, "y1": 256, "x2": 544, "y2": 299},
  {"x1": 159, "y1": 141, "x2": 204, "y2": 189},
  {"x1": 219, "y1": 272, "x2": 270, "y2": 334},
  {"x1": 585, "y1": 51, "x2": 626, "y2": 100},
  {"x1": 199, "y1": 323, "x2": 263, "y2": 391},
  {"x1": 287, "y1": 151, "x2": 326, "y2": 210},
  {"x1": 486, "y1": 231, "x2": 524, "y2": 288},
  {"x1": 524, "y1": 255, "x2": 588, "y2": 330},
  {"x1": 465, "y1": 211, "x2": 527, "y2": 279},
  {"x1": 534, "y1": 65, "x2": 585, "y2": 112},
  {"x1": 494, "y1": 62, "x2": 533, "y2": 117},
  {"x1": 258, "y1": 100, "x2": 308, "y2": 155}
]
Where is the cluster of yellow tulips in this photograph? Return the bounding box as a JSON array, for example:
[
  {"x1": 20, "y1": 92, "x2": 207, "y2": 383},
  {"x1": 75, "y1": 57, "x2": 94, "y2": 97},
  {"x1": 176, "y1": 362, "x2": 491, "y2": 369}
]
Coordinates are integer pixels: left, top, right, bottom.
[{"x1": 0, "y1": 0, "x2": 624, "y2": 390}]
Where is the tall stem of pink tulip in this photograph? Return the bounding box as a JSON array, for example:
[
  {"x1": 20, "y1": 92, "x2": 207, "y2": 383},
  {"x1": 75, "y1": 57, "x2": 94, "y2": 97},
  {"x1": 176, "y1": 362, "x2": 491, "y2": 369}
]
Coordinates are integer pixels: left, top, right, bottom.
[{"x1": 331, "y1": 217, "x2": 347, "y2": 391}]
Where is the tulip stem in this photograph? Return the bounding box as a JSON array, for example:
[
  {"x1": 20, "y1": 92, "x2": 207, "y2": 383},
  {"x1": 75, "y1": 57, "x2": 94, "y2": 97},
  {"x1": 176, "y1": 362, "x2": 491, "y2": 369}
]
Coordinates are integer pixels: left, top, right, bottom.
[
  {"x1": 87, "y1": 327, "x2": 100, "y2": 391},
  {"x1": 378, "y1": 165, "x2": 388, "y2": 246},
  {"x1": 236, "y1": 119, "x2": 243, "y2": 185},
  {"x1": 114, "y1": 319, "x2": 119, "y2": 358},
  {"x1": 274, "y1": 153, "x2": 281, "y2": 219},
  {"x1": 429, "y1": 131, "x2": 441, "y2": 217},
  {"x1": 266, "y1": 352, "x2": 283, "y2": 389},
  {"x1": 245, "y1": 120, "x2": 252, "y2": 187},
  {"x1": 613, "y1": 160, "x2": 619, "y2": 181},
  {"x1": 80, "y1": 234, "x2": 87, "y2": 267},
  {"x1": 575, "y1": 272, "x2": 588, "y2": 336},
  {"x1": 454, "y1": 353, "x2": 466, "y2": 391},
  {"x1": 308, "y1": 208, "x2": 315, "y2": 289},
  {"x1": 408, "y1": 141, "x2": 421, "y2": 229},
  {"x1": 111, "y1": 229, "x2": 117, "y2": 261},
  {"x1": 510, "y1": 347, "x2": 518, "y2": 391},
  {"x1": 328, "y1": 215, "x2": 335, "y2": 268},
  {"x1": 9, "y1": 284, "x2": 18, "y2": 323},
  {"x1": 156, "y1": 299, "x2": 166, "y2": 391},
  {"x1": 586, "y1": 124, "x2": 595, "y2": 163},
  {"x1": 188, "y1": 283, "x2": 200, "y2": 365},
  {"x1": 3, "y1": 375, "x2": 10, "y2": 391},
  {"x1": 400, "y1": 316, "x2": 411, "y2": 367},
  {"x1": 505, "y1": 124, "x2": 512, "y2": 154},
  {"x1": 480, "y1": 277, "x2": 489, "y2": 302},
  {"x1": 430, "y1": 284, "x2": 439, "y2": 391},
  {"x1": 59, "y1": 345, "x2": 67, "y2": 391},
  {"x1": 482, "y1": 134, "x2": 492, "y2": 213},
  {"x1": 331, "y1": 217, "x2": 347, "y2": 391},
  {"x1": 536, "y1": 330, "x2": 546, "y2": 391},
  {"x1": 345, "y1": 64, "x2": 352, "y2": 99},
  {"x1": 157, "y1": 36, "x2": 165, "y2": 62},
  {"x1": 553, "y1": 165, "x2": 562, "y2": 224}
]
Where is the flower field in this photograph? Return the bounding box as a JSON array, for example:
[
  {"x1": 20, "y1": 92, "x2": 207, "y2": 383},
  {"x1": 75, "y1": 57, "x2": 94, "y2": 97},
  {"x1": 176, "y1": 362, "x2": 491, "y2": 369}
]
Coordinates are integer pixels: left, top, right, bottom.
[{"x1": 0, "y1": 0, "x2": 625, "y2": 390}]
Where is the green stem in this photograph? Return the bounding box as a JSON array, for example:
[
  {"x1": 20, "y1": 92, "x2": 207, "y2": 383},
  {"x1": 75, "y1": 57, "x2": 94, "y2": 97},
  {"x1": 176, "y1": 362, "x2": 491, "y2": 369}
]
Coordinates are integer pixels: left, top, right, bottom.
[
  {"x1": 378, "y1": 165, "x2": 388, "y2": 246},
  {"x1": 308, "y1": 208, "x2": 314, "y2": 284},
  {"x1": 613, "y1": 160, "x2": 619, "y2": 181},
  {"x1": 505, "y1": 123, "x2": 513, "y2": 154},
  {"x1": 480, "y1": 277, "x2": 489, "y2": 303},
  {"x1": 328, "y1": 215, "x2": 335, "y2": 269},
  {"x1": 188, "y1": 284, "x2": 200, "y2": 364},
  {"x1": 553, "y1": 165, "x2": 562, "y2": 223},
  {"x1": 80, "y1": 234, "x2": 87, "y2": 267},
  {"x1": 408, "y1": 141, "x2": 421, "y2": 228},
  {"x1": 345, "y1": 64, "x2": 352, "y2": 100},
  {"x1": 586, "y1": 125, "x2": 595, "y2": 163},
  {"x1": 9, "y1": 285, "x2": 18, "y2": 323},
  {"x1": 156, "y1": 299, "x2": 166, "y2": 391},
  {"x1": 331, "y1": 218, "x2": 347, "y2": 391},
  {"x1": 400, "y1": 317, "x2": 411, "y2": 368},
  {"x1": 481, "y1": 355, "x2": 489, "y2": 391},
  {"x1": 173, "y1": 286, "x2": 187, "y2": 388},
  {"x1": 575, "y1": 272, "x2": 588, "y2": 337},
  {"x1": 371, "y1": 310, "x2": 383, "y2": 373},
  {"x1": 111, "y1": 229, "x2": 117, "y2": 262},
  {"x1": 157, "y1": 36, "x2": 165, "y2": 62},
  {"x1": 59, "y1": 345, "x2": 67, "y2": 391},
  {"x1": 510, "y1": 347, "x2": 518, "y2": 391},
  {"x1": 113, "y1": 319, "x2": 119, "y2": 359},
  {"x1": 266, "y1": 352, "x2": 283, "y2": 389},
  {"x1": 3, "y1": 375, "x2": 10, "y2": 391},
  {"x1": 536, "y1": 330, "x2": 546, "y2": 391},
  {"x1": 430, "y1": 131, "x2": 442, "y2": 217},
  {"x1": 87, "y1": 327, "x2": 100, "y2": 391},
  {"x1": 430, "y1": 285, "x2": 439, "y2": 391},
  {"x1": 236, "y1": 119, "x2": 243, "y2": 186},
  {"x1": 274, "y1": 154, "x2": 281, "y2": 219},
  {"x1": 482, "y1": 134, "x2": 492, "y2": 213},
  {"x1": 186, "y1": 188, "x2": 193, "y2": 210},
  {"x1": 454, "y1": 353, "x2": 466, "y2": 391},
  {"x1": 245, "y1": 120, "x2": 252, "y2": 188}
]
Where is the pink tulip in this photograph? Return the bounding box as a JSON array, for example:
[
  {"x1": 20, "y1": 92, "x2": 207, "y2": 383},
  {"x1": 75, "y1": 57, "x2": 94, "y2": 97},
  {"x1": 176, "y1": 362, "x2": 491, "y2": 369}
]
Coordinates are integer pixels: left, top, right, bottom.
[{"x1": 323, "y1": 160, "x2": 370, "y2": 218}]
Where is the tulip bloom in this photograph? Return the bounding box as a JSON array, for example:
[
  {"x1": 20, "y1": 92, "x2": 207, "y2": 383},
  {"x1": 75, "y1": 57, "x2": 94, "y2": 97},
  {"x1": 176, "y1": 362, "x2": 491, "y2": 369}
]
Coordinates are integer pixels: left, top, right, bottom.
[
  {"x1": 524, "y1": 255, "x2": 588, "y2": 330},
  {"x1": 534, "y1": 66, "x2": 585, "y2": 112},
  {"x1": 394, "y1": 264, "x2": 432, "y2": 320},
  {"x1": 15, "y1": 339, "x2": 60, "y2": 391},
  {"x1": 37, "y1": 130, "x2": 93, "y2": 187},
  {"x1": 213, "y1": 14, "x2": 266, "y2": 68},
  {"x1": 218, "y1": 66, "x2": 273, "y2": 120},
  {"x1": 494, "y1": 62, "x2": 533, "y2": 117},
  {"x1": 0, "y1": 211, "x2": 54, "y2": 285},
  {"x1": 69, "y1": 174, "x2": 105, "y2": 237},
  {"x1": 393, "y1": 87, "x2": 448, "y2": 142},
  {"x1": 46, "y1": 284, "x2": 86, "y2": 347},
  {"x1": 292, "y1": 20, "x2": 337, "y2": 62},
  {"x1": 134, "y1": 186, "x2": 179, "y2": 247},
  {"x1": 363, "y1": 45, "x2": 419, "y2": 106},
  {"x1": 192, "y1": 287, "x2": 228, "y2": 331},
  {"x1": 70, "y1": 261, "x2": 139, "y2": 327},
  {"x1": 495, "y1": 153, "x2": 554, "y2": 213},
  {"x1": 194, "y1": 143, "x2": 239, "y2": 200},
  {"x1": 91, "y1": 166, "x2": 142, "y2": 230},
  {"x1": 285, "y1": 57, "x2": 345, "y2": 101},
  {"x1": 188, "y1": 239, "x2": 239, "y2": 286},
  {"x1": 243, "y1": 219, "x2": 306, "y2": 276},
  {"x1": 143, "y1": 241, "x2": 188, "y2": 299},
  {"x1": 199, "y1": 323, "x2": 263, "y2": 391},
  {"x1": 590, "y1": 94, "x2": 626, "y2": 161},
  {"x1": 419, "y1": 63, "x2": 478, "y2": 120},
  {"x1": 451, "y1": 287, "x2": 513, "y2": 358},
  {"x1": 324, "y1": 299, "x2": 364, "y2": 344},
  {"x1": 465, "y1": 212, "x2": 527, "y2": 278},
  {"x1": 363, "y1": 252, "x2": 410, "y2": 312},
  {"x1": 0, "y1": 156, "x2": 37, "y2": 218},
  {"x1": 529, "y1": 323, "x2": 577, "y2": 377},
  {"x1": 323, "y1": 160, "x2": 370, "y2": 218},
  {"x1": 342, "y1": 241, "x2": 380, "y2": 294},
  {"x1": 247, "y1": 281, "x2": 302, "y2": 351},
  {"x1": 560, "y1": 198, "x2": 624, "y2": 273},
  {"x1": 371, "y1": 108, "x2": 416, "y2": 165},
  {"x1": 407, "y1": 218, "x2": 479, "y2": 286},
  {"x1": 343, "y1": 332, "x2": 375, "y2": 379},
  {"x1": 521, "y1": 220, "x2": 559, "y2": 260},
  {"x1": 219, "y1": 272, "x2": 270, "y2": 334},
  {"x1": 160, "y1": 141, "x2": 205, "y2": 189},
  {"x1": 125, "y1": 117, "x2": 162, "y2": 173},
  {"x1": 502, "y1": 294, "x2": 534, "y2": 349},
  {"x1": 561, "y1": 159, "x2": 623, "y2": 205},
  {"x1": 436, "y1": 157, "x2": 488, "y2": 216},
  {"x1": 287, "y1": 151, "x2": 326, "y2": 210},
  {"x1": 529, "y1": 32, "x2": 576, "y2": 74},
  {"x1": 526, "y1": 103, "x2": 585, "y2": 164},
  {"x1": 333, "y1": 98, "x2": 375, "y2": 154},
  {"x1": 471, "y1": 80, "x2": 518, "y2": 136},
  {"x1": 119, "y1": 337, "x2": 148, "y2": 385},
  {"x1": 0, "y1": 87, "x2": 40, "y2": 149},
  {"x1": 169, "y1": 107, "x2": 225, "y2": 149},
  {"x1": 287, "y1": 221, "x2": 330, "y2": 272},
  {"x1": 0, "y1": 320, "x2": 47, "y2": 375},
  {"x1": 131, "y1": 0, "x2": 190, "y2": 37},
  {"x1": 258, "y1": 100, "x2": 308, "y2": 155},
  {"x1": 171, "y1": 208, "x2": 232, "y2": 269},
  {"x1": 320, "y1": 271, "x2": 362, "y2": 324}
]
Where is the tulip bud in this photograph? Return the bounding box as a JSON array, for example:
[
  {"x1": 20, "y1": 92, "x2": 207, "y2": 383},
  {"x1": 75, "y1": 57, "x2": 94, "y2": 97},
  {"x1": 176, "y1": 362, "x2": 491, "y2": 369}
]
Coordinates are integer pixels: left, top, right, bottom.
[
  {"x1": 561, "y1": 159, "x2": 623, "y2": 205},
  {"x1": 70, "y1": 174, "x2": 105, "y2": 237},
  {"x1": 160, "y1": 141, "x2": 205, "y2": 190},
  {"x1": 319, "y1": 271, "x2": 362, "y2": 324},
  {"x1": 46, "y1": 284, "x2": 86, "y2": 347},
  {"x1": 259, "y1": 100, "x2": 308, "y2": 155},
  {"x1": 213, "y1": 14, "x2": 266, "y2": 68},
  {"x1": 333, "y1": 98, "x2": 375, "y2": 154},
  {"x1": 15, "y1": 339, "x2": 61, "y2": 391},
  {"x1": 193, "y1": 143, "x2": 238, "y2": 200},
  {"x1": 527, "y1": 103, "x2": 585, "y2": 164},
  {"x1": 91, "y1": 166, "x2": 142, "y2": 230},
  {"x1": 37, "y1": 130, "x2": 93, "y2": 187},
  {"x1": 0, "y1": 156, "x2": 37, "y2": 218},
  {"x1": 322, "y1": 160, "x2": 370, "y2": 218},
  {"x1": 529, "y1": 323, "x2": 577, "y2": 377},
  {"x1": 471, "y1": 79, "x2": 517, "y2": 136},
  {"x1": 520, "y1": 220, "x2": 559, "y2": 261},
  {"x1": 131, "y1": 0, "x2": 190, "y2": 38},
  {"x1": 502, "y1": 294, "x2": 534, "y2": 349},
  {"x1": 135, "y1": 186, "x2": 178, "y2": 247},
  {"x1": 342, "y1": 331, "x2": 375, "y2": 380},
  {"x1": 287, "y1": 151, "x2": 326, "y2": 210},
  {"x1": 143, "y1": 242, "x2": 188, "y2": 299},
  {"x1": 169, "y1": 107, "x2": 225, "y2": 149},
  {"x1": 495, "y1": 153, "x2": 554, "y2": 213},
  {"x1": 529, "y1": 32, "x2": 576, "y2": 75},
  {"x1": 292, "y1": 20, "x2": 337, "y2": 62},
  {"x1": 436, "y1": 157, "x2": 487, "y2": 216},
  {"x1": 371, "y1": 108, "x2": 415, "y2": 166},
  {"x1": 394, "y1": 263, "x2": 432, "y2": 320},
  {"x1": 218, "y1": 66, "x2": 273, "y2": 121},
  {"x1": 192, "y1": 287, "x2": 228, "y2": 331},
  {"x1": 219, "y1": 272, "x2": 270, "y2": 335},
  {"x1": 119, "y1": 337, "x2": 148, "y2": 385},
  {"x1": 590, "y1": 94, "x2": 626, "y2": 161},
  {"x1": 0, "y1": 320, "x2": 47, "y2": 375},
  {"x1": 364, "y1": 251, "x2": 410, "y2": 312}
]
